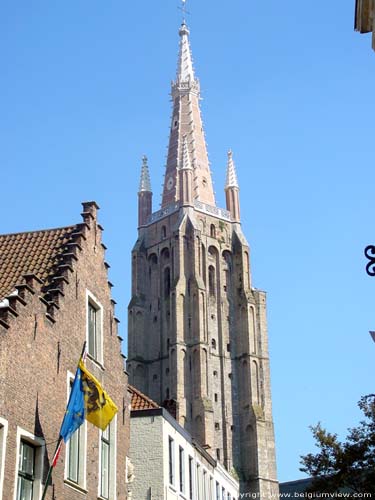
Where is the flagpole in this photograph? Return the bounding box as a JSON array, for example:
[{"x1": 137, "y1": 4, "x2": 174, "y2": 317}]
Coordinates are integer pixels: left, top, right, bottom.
[
  {"x1": 41, "y1": 438, "x2": 62, "y2": 500},
  {"x1": 40, "y1": 341, "x2": 87, "y2": 500}
]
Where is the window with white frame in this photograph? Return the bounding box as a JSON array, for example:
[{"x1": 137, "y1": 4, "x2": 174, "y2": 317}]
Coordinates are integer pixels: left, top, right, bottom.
[
  {"x1": 87, "y1": 291, "x2": 103, "y2": 363},
  {"x1": 0, "y1": 418, "x2": 7, "y2": 499},
  {"x1": 196, "y1": 464, "x2": 201, "y2": 500},
  {"x1": 168, "y1": 437, "x2": 175, "y2": 486},
  {"x1": 67, "y1": 426, "x2": 81, "y2": 484},
  {"x1": 188, "y1": 456, "x2": 194, "y2": 500},
  {"x1": 65, "y1": 374, "x2": 86, "y2": 488},
  {"x1": 179, "y1": 446, "x2": 185, "y2": 494},
  {"x1": 203, "y1": 470, "x2": 207, "y2": 499},
  {"x1": 17, "y1": 441, "x2": 35, "y2": 500},
  {"x1": 216, "y1": 481, "x2": 220, "y2": 500},
  {"x1": 99, "y1": 418, "x2": 116, "y2": 499},
  {"x1": 222, "y1": 487, "x2": 226, "y2": 500},
  {"x1": 15, "y1": 428, "x2": 44, "y2": 500}
]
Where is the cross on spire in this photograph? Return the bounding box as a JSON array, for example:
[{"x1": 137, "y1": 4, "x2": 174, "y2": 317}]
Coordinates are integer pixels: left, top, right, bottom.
[{"x1": 178, "y1": 0, "x2": 190, "y2": 22}]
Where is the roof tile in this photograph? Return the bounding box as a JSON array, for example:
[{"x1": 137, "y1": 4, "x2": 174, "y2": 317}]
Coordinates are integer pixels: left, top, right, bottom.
[
  {"x1": 0, "y1": 225, "x2": 79, "y2": 300},
  {"x1": 128, "y1": 384, "x2": 160, "y2": 411}
]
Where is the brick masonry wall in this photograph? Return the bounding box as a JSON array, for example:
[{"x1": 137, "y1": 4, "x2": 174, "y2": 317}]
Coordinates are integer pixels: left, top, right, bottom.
[{"x1": 0, "y1": 204, "x2": 130, "y2": 499}]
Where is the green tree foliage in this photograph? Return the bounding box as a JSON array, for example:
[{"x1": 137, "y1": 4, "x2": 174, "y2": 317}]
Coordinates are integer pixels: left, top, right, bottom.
[{"x1": 300, "y1": 395, "x2": 375, "y2": 495}]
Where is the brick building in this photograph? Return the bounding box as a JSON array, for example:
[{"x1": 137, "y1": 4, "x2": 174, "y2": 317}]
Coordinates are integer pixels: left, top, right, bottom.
[
  {"x1": 0, "y1": 202, "x2": 130, "y2": 499},
  {"x1": 355, "y1": 0, "x2": 375, "y2": 50},
  {"x1": 128, "y1": 20, "x2": 279, "y2": 497},
  {"x1": 128, "y1": 385, "x2": 239, "y2": 500}
]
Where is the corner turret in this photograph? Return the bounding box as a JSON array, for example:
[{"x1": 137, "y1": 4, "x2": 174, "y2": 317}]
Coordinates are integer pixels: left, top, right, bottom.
[
  {"x1": 225, "y1": 150, "x2": 240, "y2": 222},
  {"x1": 138, "y1": 156, "x2": 153, "y2": 228}
]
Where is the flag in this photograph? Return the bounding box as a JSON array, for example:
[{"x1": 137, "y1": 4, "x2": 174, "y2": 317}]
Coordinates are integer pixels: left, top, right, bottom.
[
  {"x1": 51, "y1": 441, "x2": 62, "y2": 468},
  {"x1": 59, "y1": 366, "x2": 85, "y2": 443},
  {"x1": 370, "y1": 331, "x2": 375, "y2": 343},
  {"x1": 79, "y1": 360, "x2": 118, "y2": 431}
]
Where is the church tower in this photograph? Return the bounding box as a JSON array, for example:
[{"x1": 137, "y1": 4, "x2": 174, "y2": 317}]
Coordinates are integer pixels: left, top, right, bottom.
[{"x1": 128, "y1": 19, "x2": 279, "y2": 497}]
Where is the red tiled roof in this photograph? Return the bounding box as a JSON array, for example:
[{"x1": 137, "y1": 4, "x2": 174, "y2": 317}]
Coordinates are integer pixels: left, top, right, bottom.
[
  {"x1": 129, "y1": 384, "x2": 160, "y2": 411},
  {"x1": 0, "y1": 225, "x2": 79, "y2": 300}
]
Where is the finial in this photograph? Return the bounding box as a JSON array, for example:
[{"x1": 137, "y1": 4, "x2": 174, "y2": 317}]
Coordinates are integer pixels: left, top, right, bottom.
[
  {"x1": 225, "y1": 149, "x2": 239, "y2": 189},
  {"x1": 176, "y1": 8, "x2": 195, "y2": 82},
  {"x1": 178, "y1": 0, "x2": 190, "y2": 25},
  {"x1": 139, "y1": 155, "x2": 152, "y2": 192}
]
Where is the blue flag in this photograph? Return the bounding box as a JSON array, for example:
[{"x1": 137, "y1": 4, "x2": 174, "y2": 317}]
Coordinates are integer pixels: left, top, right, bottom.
[{"x1": 60, "y1": 367, "x2": 85, "y2": 443}]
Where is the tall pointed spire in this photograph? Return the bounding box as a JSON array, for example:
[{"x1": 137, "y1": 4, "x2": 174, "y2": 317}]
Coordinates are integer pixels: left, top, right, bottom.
[
  {"x1": 139, "y1": 155, "x2": 152, "y2": 193},
  {"x1": 161, "y1": 21, "x2": 215, "y2": 208},
  {"x1": 225, "y1": 150, "x2": 241, "y2": 222},
  {"x1": 225, "y1": 150, "x2": 239, "y2": 189},
  {"x1": 138, "y1": 156, "x2": 153, "y2": 228},
  {"x1": 177, "y1": 23, "x2": 195, "y2": 84}
]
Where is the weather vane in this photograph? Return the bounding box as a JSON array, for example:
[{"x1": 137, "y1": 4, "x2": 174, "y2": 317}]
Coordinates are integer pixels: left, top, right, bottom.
[{"x1": 178, "y1": 0, "x2": 190, "y2": 22}]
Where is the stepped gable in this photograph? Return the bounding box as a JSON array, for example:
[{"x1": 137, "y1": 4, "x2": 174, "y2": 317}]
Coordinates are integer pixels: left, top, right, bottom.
[
  {"x1": 0, "y1": 225, "x2": 78, "y2": 301},
  {"x1": 0, "y1": 201, "x2": 117, "y2": 329},
  {"x1": 129, "y1": 385, "x2": 160, "y2": 411}
]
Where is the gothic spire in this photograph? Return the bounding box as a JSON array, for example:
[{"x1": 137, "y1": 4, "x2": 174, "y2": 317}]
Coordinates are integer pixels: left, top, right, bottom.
[
  {"x1": 139, "y1": 155, "x2": 152, "y2": 193},
  {"x1": 161, "y1": 21, "x2": 215, "y2": 208},
  {"x1": 225, "y1": 150, "x2": 239, "y2": 190},
  {"x1": 138, "y1": 155, "x2": 153, "y2": 228},
  {"x1": 225, "y1": 150, "x2": 240, "y2": 222},
  {"x1": 177, "y1": 23, "x2": 195, "y2": 84}
]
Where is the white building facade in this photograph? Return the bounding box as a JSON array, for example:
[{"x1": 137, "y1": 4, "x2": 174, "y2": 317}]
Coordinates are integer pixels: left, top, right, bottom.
[{"x1": 129, "y1": 400, "x2": 239, "y2": 500}]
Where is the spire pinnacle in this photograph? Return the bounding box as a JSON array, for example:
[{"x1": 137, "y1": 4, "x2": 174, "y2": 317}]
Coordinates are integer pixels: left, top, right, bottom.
[
  {"x1": 225, "y1": 150, "x2": 239, "y2": 189},
  {"x1": 139, "y1": 155, "x2": 152, "y2": 193},
  {"x1": 181, "y1": 136, "x2": 192, "y2": 170},
  {"x1": 161, "y1": 20, "x2": 215, "y2": 208},
  {"x1": 177, "y1": 21, "x2": 195, "y2": 84}
]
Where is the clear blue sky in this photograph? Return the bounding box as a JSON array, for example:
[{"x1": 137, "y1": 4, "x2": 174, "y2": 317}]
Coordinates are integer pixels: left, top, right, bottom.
[{"x1": 1, "y1": 0, "x2": 374, "y2": 483}]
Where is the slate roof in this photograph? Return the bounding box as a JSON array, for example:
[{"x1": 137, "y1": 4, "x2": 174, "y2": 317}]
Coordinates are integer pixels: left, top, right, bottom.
[
  {"x1": 0, "y1": 225, "x2": 79, "y2": 300},
  {"x1": 129, "y1": 385, "x2": 159, "y2": 411}
]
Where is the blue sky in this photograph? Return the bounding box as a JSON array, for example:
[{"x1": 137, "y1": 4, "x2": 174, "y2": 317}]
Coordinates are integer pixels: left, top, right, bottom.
[{"x1": 1, "y1": 0, "x2": 374, "y2": 483}]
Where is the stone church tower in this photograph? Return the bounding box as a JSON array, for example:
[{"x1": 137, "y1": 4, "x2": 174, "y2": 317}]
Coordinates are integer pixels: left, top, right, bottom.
[{"x1": 128, "y1": 20, "x2": 279, "y2": 497}]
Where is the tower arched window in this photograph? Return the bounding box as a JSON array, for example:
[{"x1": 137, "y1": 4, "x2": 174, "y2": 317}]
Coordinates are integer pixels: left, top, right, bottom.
[
  {"x1": 210, "y1": 224, "x2": 216, "y2": 238},
  {"x1": 211, "y1": 339, "x2": 216, "y2": 350},
  {"x1": 164, "y1": 267, "x2": 171, "y2": 298},
  {"x1": 208, "y1": 266, "x2": 216, "y2": 296},
  {"x1": 161, "y1": 247, "x2": 170, "y2": 262},
  {"x1": 162, "y1": 226, "x2": 167, "y2": 239}
]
